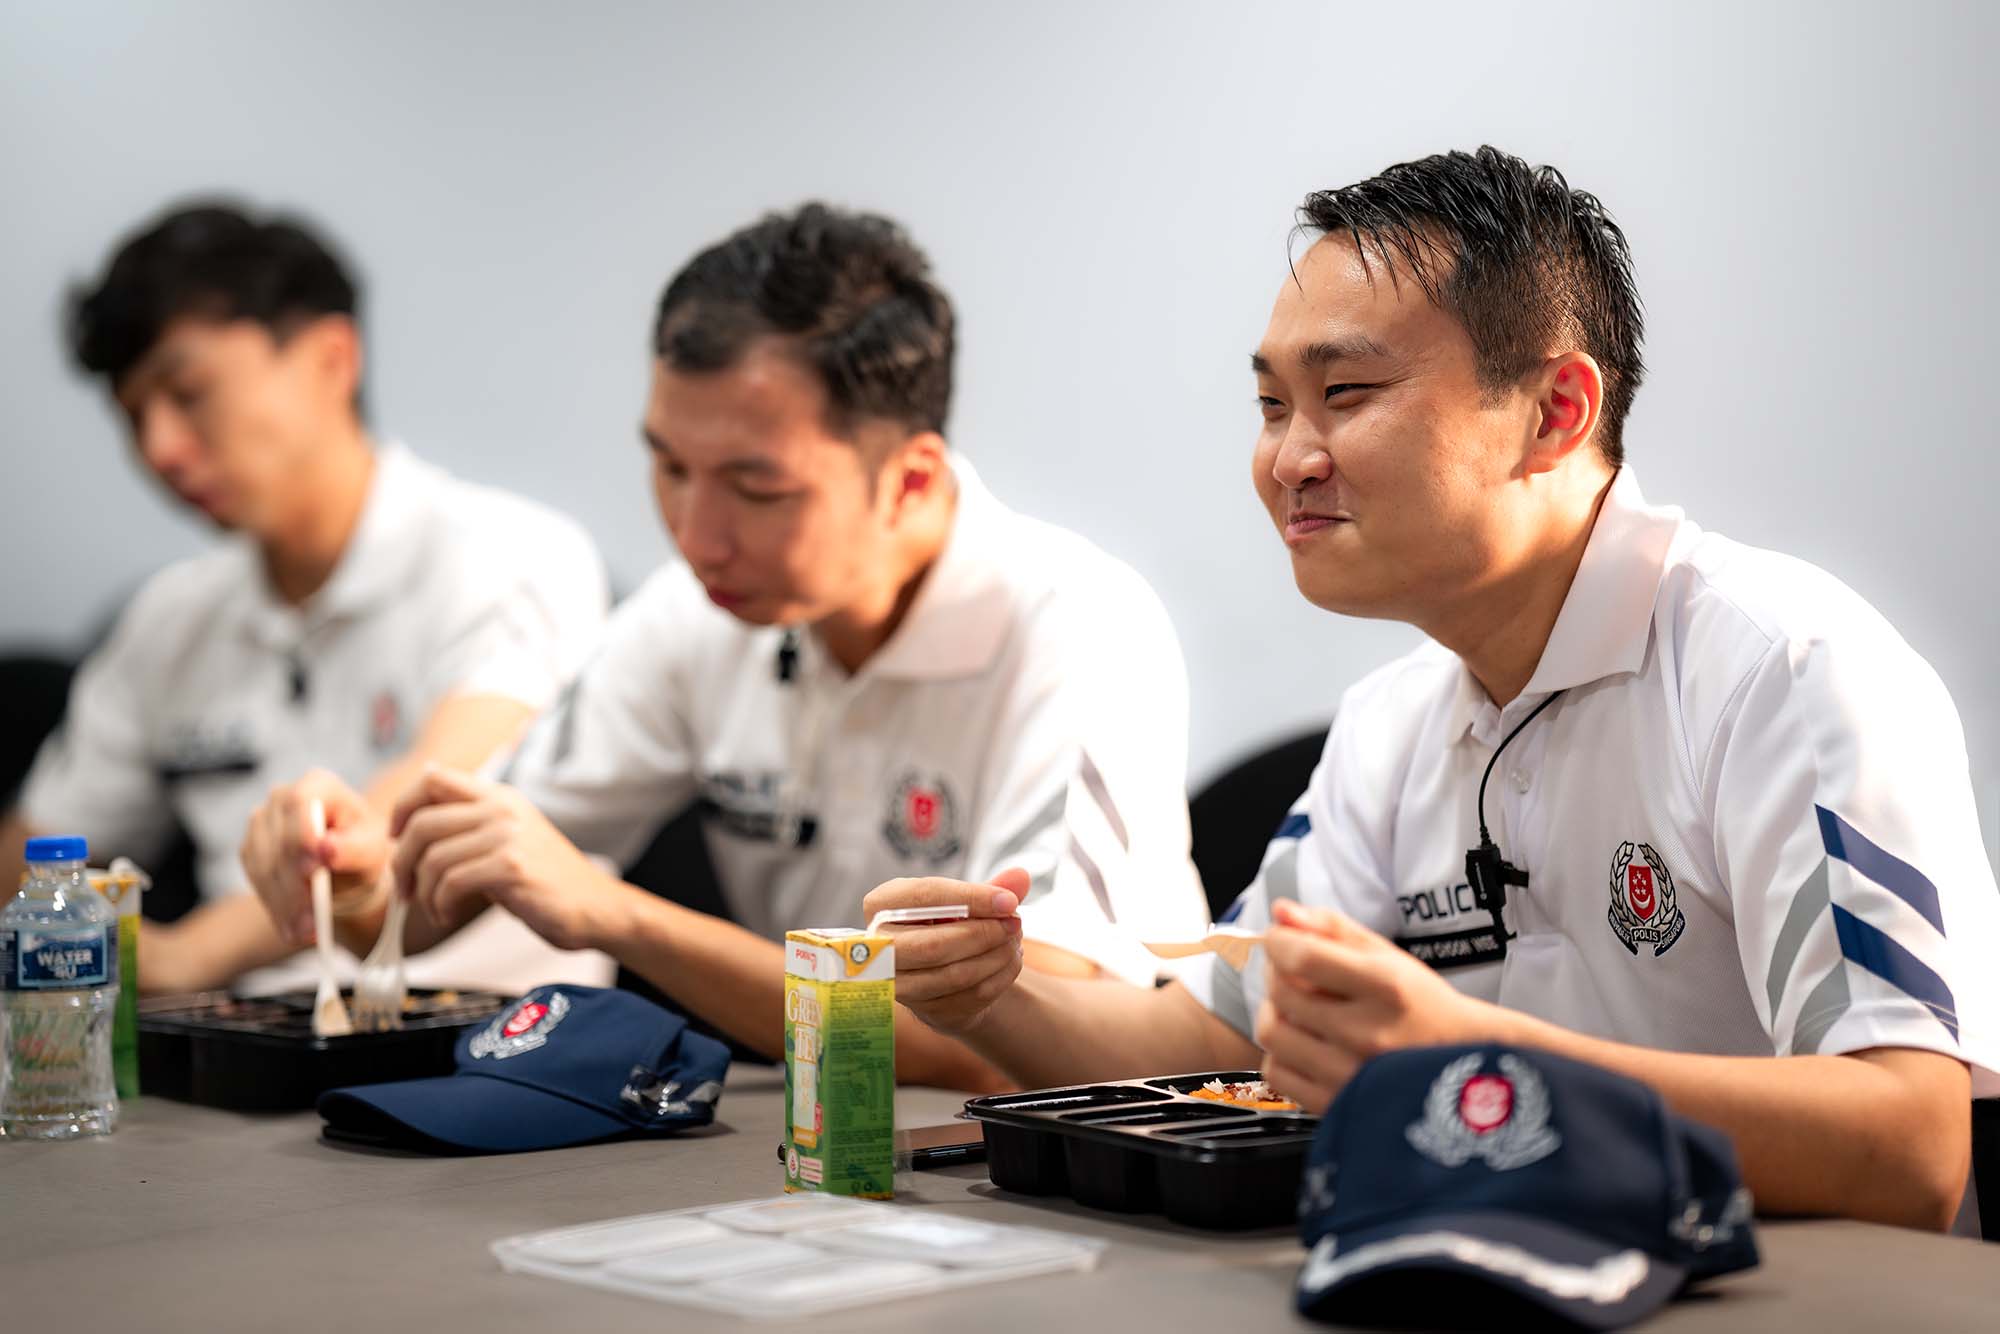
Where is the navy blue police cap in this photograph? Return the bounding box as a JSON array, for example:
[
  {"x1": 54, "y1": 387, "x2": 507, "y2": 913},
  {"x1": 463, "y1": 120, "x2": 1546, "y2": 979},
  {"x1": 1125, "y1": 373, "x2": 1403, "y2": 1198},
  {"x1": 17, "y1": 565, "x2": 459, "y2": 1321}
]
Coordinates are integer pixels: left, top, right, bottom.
[
  {"x1": 1295, "y1": 1043, "x2": 1758, "y2": 1330},
  {"x1": 318, "y1": 985, "x2": 729, "y2": 1154}
]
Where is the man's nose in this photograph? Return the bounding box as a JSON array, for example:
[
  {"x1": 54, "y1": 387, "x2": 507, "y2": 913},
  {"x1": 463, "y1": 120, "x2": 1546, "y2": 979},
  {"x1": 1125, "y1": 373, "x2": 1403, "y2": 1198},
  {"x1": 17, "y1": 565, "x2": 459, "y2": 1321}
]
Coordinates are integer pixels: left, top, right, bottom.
[
  {"x1": 673, "y1": 481, "x2": 735, "y2": 568},
  {"x1": 136, "y1": 399, "x2": 199, "y2": 478},
  {"x1": 1271, "y1": 419, "x2": 1334, "y2": 492}
]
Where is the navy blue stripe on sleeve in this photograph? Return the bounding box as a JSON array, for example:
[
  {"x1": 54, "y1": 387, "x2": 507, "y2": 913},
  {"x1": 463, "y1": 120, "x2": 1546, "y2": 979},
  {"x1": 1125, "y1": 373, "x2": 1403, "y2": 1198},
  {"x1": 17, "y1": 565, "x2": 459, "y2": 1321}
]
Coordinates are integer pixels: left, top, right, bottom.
[
  {"x1": 1816, "y1": 805, "x2": 1945, "y2": 938},
  {"x1": 1830, "y1": 903, "x2": 1959, "y2": 1042}
]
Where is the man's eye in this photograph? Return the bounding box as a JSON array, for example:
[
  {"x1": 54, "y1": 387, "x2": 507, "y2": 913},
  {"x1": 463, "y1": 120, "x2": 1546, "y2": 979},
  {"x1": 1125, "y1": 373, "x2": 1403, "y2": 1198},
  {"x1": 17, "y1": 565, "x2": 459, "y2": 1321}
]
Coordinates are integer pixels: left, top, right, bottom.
[
  {"x1": 736, "y1": 489, "x2": 791, "y2": 505},
  {"x1": 1257, "y1": 395, "x2": 1285, "y2": 411},
  {"x1": 1325, "y1": 383, "x2": 1371, "y2": 402}
]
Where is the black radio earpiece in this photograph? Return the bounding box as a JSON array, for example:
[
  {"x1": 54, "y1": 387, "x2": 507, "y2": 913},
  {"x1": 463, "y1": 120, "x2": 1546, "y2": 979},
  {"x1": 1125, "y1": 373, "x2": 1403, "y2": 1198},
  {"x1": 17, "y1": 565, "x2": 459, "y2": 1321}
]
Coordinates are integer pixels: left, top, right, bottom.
[{"x1": 775, "y1": 628, "x2": 801, "y2": 684}]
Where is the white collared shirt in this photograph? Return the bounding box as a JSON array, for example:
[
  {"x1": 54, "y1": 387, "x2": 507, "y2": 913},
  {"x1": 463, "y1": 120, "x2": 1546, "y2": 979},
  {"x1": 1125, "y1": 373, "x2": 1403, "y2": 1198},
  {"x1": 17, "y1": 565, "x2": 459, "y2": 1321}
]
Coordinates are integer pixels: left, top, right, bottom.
[
  {"x1": 498, "y1": 458, "x2": 1209, "y2": 983},
  {"x1": 1184, "y1": 468, "x2": 2000, "y2": 1097},
  {"x1": 21, "y1": 443, "x2": 612, "y2": 993}
]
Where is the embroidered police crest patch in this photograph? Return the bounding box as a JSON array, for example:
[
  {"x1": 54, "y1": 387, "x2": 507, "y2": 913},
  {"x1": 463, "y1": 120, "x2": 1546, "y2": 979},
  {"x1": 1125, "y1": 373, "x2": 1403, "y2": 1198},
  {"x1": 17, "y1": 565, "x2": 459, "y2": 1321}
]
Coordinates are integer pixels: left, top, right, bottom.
[
  {"x1": 1608, "y1": 841, "x2": 1687, "y2": 957},
  {"x1": 882, "y1": 771, "x2": 962, "y2": 863},
  {"x1": 369, "y1": 688, "x2": 404, "y2": 753},
  {"x1": 469, "y1": 991, "x2": 570, "y2": 1060},
  {"x1": 1405, "y1": 1051, "x2": 1561, "y2": 1170}
]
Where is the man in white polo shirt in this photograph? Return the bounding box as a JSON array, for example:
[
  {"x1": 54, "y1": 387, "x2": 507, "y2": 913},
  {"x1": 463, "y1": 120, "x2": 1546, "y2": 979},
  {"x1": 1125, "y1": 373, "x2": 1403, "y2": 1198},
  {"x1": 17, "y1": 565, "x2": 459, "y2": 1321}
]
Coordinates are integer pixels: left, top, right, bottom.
[
  {"x1": 5, "y1": 203, "x2": 609, "y2": 995},
  {"x1": 865, "y1": 148, "x2": 1997, "y2": 1229},
  {"x1": 241, "y1": 204, "x2": 1207, "y2": 1090}
]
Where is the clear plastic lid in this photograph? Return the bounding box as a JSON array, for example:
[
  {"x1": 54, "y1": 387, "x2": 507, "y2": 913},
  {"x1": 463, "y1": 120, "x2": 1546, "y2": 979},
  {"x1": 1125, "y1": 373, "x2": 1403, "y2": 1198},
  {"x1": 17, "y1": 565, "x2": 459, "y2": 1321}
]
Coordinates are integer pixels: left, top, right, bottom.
[{"x1": 864, "y1": 904, "x2": 972, "y2": 934}]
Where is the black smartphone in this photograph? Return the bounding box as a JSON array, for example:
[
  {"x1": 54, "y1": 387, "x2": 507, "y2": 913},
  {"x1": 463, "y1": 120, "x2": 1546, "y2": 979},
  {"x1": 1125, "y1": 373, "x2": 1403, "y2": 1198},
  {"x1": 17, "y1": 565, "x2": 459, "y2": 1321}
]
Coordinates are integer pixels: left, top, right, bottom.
[
  {"x1": 900, "y1": 1120, "x2": 987, "y2": 1167},
  {"x1": 775, "y1": 1122, "x2": 987, "y2": 1169}
]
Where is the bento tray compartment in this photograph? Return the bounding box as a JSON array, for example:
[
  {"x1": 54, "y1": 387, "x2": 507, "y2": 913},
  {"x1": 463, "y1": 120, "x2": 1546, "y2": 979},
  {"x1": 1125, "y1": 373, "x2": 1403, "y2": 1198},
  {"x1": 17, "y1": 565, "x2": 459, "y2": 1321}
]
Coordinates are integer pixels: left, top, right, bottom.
[
  {"x1": 1158, "y1": 1147, "x2": 1311, "y2": 1229},
  {"x1": 963, "y1": 1071, "x2": 1320, "y2": 1231},
  {"x1": 1060, "y1": 1103, "x2": 1255, "y2": 1127},
  {"x1": 978, "y1": 1085, "x2": 1171, "y2": 1112},
  {"x1": 138, "y1": 987, "x2": 507, "y2": 1111},
  {"x1": 984, "y1": 1122, "x2": 1071, "y2": 1196}
]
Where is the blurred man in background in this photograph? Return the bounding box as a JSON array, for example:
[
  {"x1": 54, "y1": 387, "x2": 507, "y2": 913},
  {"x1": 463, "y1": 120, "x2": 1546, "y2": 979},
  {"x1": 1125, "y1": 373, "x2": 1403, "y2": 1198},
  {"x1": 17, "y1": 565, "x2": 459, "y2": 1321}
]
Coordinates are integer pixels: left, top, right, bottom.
[
  {"x1": 5, "y1": 203, "x2": 610, "y2": 995},
  {"x1": 241, "y1": 204, "x2": 1209, "y2": 1089}
]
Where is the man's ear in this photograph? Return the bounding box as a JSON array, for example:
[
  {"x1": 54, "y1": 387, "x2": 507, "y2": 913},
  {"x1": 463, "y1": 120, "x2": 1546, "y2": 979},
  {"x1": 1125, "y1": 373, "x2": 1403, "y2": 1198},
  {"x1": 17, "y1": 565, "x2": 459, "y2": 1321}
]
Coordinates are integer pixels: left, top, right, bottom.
[
  {"x1": 290, "y1": 314, "x2": 363, "y2": 415},
  {"x1": 1523, "y1": 351, "x2": 1604, "y2": 476},
  {"x1": 882, "y1": 429, "x2": 950, "y2": 516}
]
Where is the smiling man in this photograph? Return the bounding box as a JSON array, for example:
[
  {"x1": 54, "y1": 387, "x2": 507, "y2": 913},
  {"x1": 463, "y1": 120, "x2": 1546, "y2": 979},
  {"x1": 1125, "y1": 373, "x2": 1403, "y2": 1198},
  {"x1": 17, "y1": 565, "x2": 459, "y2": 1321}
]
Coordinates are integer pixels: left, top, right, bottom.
[
  {"x1": 6, "y1": 203, "x2": 609, "y2": 995},
  {"x1": 241, "y1": 204, "x2": 1208, "y2": 1090},
  {"x1": 862, "y1": 148, "x2": 1999, "y2": 1230}
]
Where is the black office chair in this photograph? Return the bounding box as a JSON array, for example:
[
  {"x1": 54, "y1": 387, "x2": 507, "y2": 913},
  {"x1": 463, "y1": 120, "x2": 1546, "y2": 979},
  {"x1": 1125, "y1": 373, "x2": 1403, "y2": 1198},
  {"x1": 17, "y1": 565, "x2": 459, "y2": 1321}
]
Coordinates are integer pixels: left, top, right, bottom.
[
  {"x1": 0, "y1": 647, "x2": 202, "y2": 923},
  {"x1": 1975, "y1": 1100, "x2": 1998, "y2": 1241},
  {"x1": 1186, "y1": 724, "x2": 1329, "y2": 922},
  {"x1": 0, "y1": 651, "x2": 75, "y2": 810}
]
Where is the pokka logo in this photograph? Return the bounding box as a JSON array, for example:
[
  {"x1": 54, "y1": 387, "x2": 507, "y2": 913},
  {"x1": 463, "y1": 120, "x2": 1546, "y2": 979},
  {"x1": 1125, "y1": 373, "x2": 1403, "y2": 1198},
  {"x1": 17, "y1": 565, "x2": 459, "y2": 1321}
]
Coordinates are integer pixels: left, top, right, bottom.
[
  {"x1": 1608, "y1": 841, "x2": 1687, "y2": 957},
  {"x1": 1406, "y1": 1052, "x2": 1561, "y2": 1171},
  {"x1": 469, "y1": 991, "x2": 570, "y2": 1060},
  {"x1": 881, "y1": 771, "x2": 962, "y2": 863}
]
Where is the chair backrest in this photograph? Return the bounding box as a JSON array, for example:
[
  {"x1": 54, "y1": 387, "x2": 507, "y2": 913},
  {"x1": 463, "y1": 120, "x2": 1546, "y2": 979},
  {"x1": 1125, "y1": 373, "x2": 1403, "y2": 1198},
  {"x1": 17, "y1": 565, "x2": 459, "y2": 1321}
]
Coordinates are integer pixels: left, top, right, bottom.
[
  {"x1": 1975, "y1": 1098, "x2": 1998, "y2": 1241},
  {"x1": 0, "y1": 652, "x2": 75, "y2": 809},
  {"x1": 618, "y1": 804, "x2": 771, "y2": 1064},
  {"x1": 1187, "y1": 724, "x2": 1328, "y2": 922},
  {"x1": 0, "y1": 648, "x2": 203, "y2": 923}
]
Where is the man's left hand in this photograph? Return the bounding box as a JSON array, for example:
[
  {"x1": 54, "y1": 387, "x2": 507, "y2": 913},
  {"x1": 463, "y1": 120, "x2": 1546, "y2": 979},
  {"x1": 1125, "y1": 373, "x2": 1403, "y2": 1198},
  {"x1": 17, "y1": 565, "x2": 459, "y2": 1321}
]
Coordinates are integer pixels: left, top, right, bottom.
[
  {"x1": 1255, "y1": 898, "x2": 1509, "y2": 1113},
  {"x1": 389, "y1": 766, "x2": 628, "y2": 952}
]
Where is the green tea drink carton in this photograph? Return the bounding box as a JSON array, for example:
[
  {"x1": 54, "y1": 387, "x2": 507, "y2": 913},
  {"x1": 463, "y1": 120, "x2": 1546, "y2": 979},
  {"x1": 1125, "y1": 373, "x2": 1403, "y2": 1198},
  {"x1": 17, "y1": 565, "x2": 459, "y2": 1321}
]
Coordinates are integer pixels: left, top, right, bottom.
[
  {"x1": 783, "y1": 905, "x2": 967, "y2": 1198},
  {"x1": 87, "y1": 860, "x2": 147, "y2": 1100},
  {"x1": 784, "y1": 924, "x2": 894, "y2": 1198}
]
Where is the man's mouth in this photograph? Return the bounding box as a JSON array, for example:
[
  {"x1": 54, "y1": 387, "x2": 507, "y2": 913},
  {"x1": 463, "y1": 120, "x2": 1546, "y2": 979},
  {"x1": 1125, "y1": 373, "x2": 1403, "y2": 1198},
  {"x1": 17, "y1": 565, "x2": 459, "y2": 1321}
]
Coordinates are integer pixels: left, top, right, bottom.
[
  {"x1": 177, "y1": 485, "x2": 225, "y2": 517},
  {"x1": 1284, "y1": 511, "x2": 1351, "y2": 544}
]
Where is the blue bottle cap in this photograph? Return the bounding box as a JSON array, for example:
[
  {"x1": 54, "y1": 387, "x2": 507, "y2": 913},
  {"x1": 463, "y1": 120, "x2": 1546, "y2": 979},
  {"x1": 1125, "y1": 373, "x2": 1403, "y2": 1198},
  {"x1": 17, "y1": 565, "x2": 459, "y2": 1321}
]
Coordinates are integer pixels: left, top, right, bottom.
[{"x1": 23, "y1": 836, "x2": 89, "y2": 864}]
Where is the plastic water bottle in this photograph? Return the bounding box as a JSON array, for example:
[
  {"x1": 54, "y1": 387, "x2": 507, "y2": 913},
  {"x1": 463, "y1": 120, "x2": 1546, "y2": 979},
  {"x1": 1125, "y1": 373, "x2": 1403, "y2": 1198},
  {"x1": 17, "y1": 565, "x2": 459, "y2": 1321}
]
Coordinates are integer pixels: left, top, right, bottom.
[{"x1": 1, "y1": 836, "x2": 119, "y2": 1139}]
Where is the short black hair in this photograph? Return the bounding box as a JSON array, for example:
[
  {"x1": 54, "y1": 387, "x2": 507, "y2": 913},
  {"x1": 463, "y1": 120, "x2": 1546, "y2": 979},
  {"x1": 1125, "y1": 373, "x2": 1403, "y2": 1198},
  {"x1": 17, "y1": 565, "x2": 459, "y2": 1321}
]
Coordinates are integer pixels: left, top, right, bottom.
[
  {"x1": 653, "y1": 203, "x2": 954, "y2": 438},
  {"x1": 1298, "y1": 147, "x2": 1645, "y2": 466},
  {"x1": 67, "y1": 202, "x2": 361, "y2": 391}
]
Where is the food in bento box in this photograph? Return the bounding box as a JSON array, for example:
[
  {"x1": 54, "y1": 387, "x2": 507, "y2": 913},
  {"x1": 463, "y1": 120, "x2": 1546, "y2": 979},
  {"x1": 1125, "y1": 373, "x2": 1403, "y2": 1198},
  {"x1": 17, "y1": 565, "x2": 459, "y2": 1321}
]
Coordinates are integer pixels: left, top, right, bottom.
[{"x1": 1188, "y1": 1078, "x2": 1299, "y2": 1111}]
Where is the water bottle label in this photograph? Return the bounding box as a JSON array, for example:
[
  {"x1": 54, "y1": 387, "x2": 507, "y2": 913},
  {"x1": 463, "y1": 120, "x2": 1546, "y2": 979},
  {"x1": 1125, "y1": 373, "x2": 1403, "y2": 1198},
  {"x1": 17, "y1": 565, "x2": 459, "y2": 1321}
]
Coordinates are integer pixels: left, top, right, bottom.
[{"x1": 0, "y1": 924, "x2": 116, "y2": 990}]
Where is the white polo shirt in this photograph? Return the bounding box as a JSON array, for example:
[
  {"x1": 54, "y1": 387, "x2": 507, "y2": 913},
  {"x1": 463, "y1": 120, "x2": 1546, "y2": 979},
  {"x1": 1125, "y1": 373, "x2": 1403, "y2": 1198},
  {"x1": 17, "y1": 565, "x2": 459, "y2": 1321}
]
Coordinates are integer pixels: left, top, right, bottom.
[
  {"x1": 498, "y1": 458, "x2": 1209, "y2": 983},
  {"x1": 1185, "y1": 468, "x2": 2000, "y2": 1098},
  {"x1": 20, "y1": 443, "x2": 613, "y2": 994}
]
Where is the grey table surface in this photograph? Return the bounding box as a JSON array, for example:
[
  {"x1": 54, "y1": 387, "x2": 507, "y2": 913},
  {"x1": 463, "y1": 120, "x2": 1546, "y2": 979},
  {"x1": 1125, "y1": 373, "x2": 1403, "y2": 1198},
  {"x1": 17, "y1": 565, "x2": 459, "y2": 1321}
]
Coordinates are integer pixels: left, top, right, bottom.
[{"x1": 4, "y1": 1068, "x2": 1997, "y2": 1332}]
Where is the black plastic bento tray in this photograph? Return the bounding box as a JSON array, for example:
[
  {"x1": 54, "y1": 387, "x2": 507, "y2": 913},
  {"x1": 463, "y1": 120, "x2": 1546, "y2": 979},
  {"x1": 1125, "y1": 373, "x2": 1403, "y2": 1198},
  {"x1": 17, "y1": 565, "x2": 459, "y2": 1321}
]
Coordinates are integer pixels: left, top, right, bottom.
[
  {"x1": 964, "y1": 1071, "x2": 1319, "y2": 1230},
  {"x1": 138, "y1": 987, "x2": 507, "y2": 1111}
]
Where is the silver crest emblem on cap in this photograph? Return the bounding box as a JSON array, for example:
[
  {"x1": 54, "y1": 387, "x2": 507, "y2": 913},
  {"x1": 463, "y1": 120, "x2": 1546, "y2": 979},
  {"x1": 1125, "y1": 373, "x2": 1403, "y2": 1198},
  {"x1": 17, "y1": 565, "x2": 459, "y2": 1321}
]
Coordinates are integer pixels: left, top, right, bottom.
[
  {"x1": 1406, "y1": 1052, "x2": 1561, "y2": 1171},
  {"x1": 469, "y1": 990, "x2": 571, "y2": 1061}
]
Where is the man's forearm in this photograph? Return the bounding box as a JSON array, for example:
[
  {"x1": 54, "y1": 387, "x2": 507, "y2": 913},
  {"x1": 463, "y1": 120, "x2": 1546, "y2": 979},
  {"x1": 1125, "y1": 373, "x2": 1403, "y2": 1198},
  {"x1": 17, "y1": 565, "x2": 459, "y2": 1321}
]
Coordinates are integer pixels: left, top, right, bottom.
[
  {"x1": 140, "y1": 894, "x2": 299, "y2": 994},
  {"x1": 1494, "y1": 1008, "x2": 1970, "y2": 1230},
  {"x1": 955, "y1": 973, "x2": 1260, "y2": 1090},
  {"x1": 604, "y1": 888, "x2": 1016, "y2": 1092}
]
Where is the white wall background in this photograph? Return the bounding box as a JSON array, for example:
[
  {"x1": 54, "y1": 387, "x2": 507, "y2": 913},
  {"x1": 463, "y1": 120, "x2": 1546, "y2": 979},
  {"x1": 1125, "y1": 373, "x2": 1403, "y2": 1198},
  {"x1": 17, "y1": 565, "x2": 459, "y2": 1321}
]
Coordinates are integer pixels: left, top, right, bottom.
[{"x1": 3, "y1": 0, "x2": 1995, "y2": 857}]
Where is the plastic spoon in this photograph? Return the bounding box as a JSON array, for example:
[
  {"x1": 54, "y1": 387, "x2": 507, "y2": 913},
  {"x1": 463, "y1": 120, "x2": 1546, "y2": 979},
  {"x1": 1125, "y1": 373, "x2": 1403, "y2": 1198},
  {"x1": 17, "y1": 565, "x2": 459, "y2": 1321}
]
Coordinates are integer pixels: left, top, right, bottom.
[
  {"x1": 308, "y1": 798, "x2": 354, "y2": 1038},
  {"x1": 1143, "y1": 925, "x2": 1265, "y2": 970}
]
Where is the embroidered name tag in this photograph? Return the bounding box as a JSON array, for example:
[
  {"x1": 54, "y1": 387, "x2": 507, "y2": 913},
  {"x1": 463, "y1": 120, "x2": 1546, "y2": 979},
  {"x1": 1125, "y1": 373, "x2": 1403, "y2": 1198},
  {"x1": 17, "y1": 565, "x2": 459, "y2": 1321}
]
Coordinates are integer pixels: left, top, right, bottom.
[{"x1": 1394, "y1": 923, "x2": 1508, "y2": 969}]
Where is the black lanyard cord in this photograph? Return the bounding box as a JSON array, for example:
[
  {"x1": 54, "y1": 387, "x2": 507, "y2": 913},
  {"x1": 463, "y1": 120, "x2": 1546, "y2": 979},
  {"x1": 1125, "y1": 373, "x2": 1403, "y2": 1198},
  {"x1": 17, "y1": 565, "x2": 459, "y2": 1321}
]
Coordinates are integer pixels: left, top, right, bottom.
[
  {"x1": 1475, "y1": 688, "x2": 1567, "y2": 844},
  {"x1": 1465, "y1": 687, "x2": 1567, "y2": 944}
]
